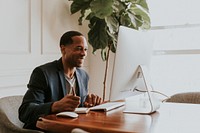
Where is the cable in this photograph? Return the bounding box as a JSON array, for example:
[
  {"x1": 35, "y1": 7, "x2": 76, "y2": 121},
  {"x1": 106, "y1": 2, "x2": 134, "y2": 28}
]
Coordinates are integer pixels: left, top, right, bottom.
[{"x1": 134, "y1": 88, "x2": 169, "y2": 98}]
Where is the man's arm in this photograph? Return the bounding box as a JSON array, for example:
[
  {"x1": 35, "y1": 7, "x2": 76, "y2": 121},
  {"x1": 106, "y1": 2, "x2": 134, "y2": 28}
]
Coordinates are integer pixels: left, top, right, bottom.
[{"x1": 18, "y1": 67, "x2": 52, "y2": 129}]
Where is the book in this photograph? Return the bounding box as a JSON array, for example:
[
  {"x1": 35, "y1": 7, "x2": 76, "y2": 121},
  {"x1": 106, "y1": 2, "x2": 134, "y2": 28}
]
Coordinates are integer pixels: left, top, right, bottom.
[{"x1": 74, "y1": 107, "x2": 90, "y2": 114}]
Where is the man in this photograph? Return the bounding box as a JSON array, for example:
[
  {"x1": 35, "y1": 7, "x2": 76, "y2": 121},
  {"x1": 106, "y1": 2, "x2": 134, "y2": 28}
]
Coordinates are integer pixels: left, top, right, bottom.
[{"x1": 18, "y1": 31, "x2": 102, "y2": 130}]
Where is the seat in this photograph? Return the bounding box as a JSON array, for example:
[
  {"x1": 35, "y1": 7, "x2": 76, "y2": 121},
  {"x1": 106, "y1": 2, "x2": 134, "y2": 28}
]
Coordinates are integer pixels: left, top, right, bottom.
[
  {"x1": 0, "y1": 95, "x2": 44, "y2": 133},
  {"x1": 165, "y1": 92, "x2": 200, "y2": 104},
  {"x1": 71, "y1": 128, "x2": 90, "y2": 133}
]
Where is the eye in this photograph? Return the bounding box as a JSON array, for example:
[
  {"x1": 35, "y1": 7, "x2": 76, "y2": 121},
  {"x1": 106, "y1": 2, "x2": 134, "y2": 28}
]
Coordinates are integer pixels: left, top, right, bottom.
[
  {"x1": 75, "y1": 46, "x2": 88, "y2": 52},
  {"x1": 75, "y1": 47, "x2": 83, "y2": 51},
  {"x1": 84, "y1": 48, "x2": 88, "y2": 52}
]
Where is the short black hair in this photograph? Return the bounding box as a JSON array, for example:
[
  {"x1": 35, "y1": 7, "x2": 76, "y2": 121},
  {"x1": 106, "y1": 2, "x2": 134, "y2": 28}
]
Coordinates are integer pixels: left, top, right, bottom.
[{"x1": 59, "y1": 31, "x2": 83, "y2": 46}]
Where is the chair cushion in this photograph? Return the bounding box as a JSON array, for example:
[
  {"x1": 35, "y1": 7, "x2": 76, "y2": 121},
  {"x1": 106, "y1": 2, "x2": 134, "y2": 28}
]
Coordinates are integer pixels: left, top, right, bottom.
[
  {"x1": 166, "y1": 92, "x2": 200, "y2": 104},
  {"x1": 0, "y1": 95, "x2": 44, "y2": 133},
  {"x1": 0, "y1": 95, "x2": 24, "y2": 128}
]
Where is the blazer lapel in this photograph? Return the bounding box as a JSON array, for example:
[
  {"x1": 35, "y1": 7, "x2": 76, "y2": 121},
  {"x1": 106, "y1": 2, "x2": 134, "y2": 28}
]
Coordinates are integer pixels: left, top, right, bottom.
[
  {"x1": 57, "y1": 58, "x2": 67, "y2": 96},
  {"x1": 75, "y1": 69, "x2": 88, "y2": 107},
  {"x1": 75, "y1": 71, "x2": 83, "y2": 97},
  {"x1": 58, "y1": 71, "x2": 67, "y2": 96}
]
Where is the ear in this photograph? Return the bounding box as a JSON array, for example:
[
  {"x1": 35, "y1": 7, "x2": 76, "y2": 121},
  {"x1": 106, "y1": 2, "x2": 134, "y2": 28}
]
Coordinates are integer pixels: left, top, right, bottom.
[{"x1": 60, "y1": 45, "x2": 65, "y2": 54}]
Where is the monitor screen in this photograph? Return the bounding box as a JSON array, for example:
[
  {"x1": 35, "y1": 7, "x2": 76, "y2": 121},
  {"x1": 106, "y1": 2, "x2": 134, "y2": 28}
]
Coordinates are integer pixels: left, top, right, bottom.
[{"x1": 109, "y1": 26, "x2": 155, "y2": 101}]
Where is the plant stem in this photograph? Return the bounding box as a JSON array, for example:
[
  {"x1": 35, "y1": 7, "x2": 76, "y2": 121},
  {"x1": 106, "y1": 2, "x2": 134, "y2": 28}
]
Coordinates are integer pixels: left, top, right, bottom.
[{"x1": 103, "y1": 46, "x2": 111, "y2": 101}]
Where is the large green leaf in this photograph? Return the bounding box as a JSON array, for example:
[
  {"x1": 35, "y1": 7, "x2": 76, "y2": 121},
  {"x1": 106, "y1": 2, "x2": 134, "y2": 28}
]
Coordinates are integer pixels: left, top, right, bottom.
[
  {"x1": 88, "y1": 18, "x2": 109, "y2": 53},
  {"x1": 112, "y1": 0, "x2": 125, "y2": 14},
  {"x1": 105, "y1": 15, "x2": 119, "y2": 34},
  {"x1": 101, "y1": 48, "x2": 107, "y2": 61},
  {"x1": 120, "y1": 11, "x2": 136, "y2": 28},
  {"x1": 136, "y1": 0, "x2": 149, "y2": 11},
  {"x1": 107, "y1": 32, "x2": 117, "y2": 53},
  {"x1": 129, "y1": 4, "x2": 150, "y2": 29},
  {"x1": 70, "y1": 0, "x2": 91, "y2": 14},
  {"x1": 90, "y1": 0, "x2": 114, "y2": 19},
  {"x1": 78, "y1": 9, "x2": 92, "y2": 25}
]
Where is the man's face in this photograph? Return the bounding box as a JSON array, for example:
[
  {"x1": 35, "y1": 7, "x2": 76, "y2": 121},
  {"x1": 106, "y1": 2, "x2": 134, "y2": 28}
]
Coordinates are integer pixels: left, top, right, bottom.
[{"x1": 61, "y1": 35, "x2": 88, "y2": 68}]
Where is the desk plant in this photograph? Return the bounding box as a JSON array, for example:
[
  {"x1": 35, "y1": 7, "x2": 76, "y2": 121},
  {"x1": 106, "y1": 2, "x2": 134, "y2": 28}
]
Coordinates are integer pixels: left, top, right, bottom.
[{"x1": 69, "y1": 0, "x2": 151, "y2": 101}]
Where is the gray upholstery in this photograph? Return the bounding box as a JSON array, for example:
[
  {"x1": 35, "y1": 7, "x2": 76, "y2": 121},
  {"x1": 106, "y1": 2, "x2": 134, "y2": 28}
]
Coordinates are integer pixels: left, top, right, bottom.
[
  {"x1": 165, "y1": 92, "x2": 200, "y2": 104},
  {"x1": 71, "y1": 128, "x2": 90, "y2": 133},
  {"x1": 0, "y1": 95, "x2": 43, "y2": 133}
]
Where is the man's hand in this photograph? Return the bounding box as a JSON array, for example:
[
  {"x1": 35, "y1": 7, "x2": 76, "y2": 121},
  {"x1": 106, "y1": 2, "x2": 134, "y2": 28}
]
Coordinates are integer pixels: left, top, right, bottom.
[
  {"x1": 84, "y1": 93, "x2": 102, "y2": 107},
  {"x1": 51, "y1": 94, "x2": 80, "y2": 113}
]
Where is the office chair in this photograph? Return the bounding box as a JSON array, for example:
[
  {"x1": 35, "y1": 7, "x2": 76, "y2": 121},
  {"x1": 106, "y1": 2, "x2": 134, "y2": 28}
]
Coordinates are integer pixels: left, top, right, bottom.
[
  {"x1": 71, "y1": 128, "x2": 90, "y2": 133},
  {"x1": 0, "y1": 95, "x2": 44, "y2": 133},
  {"x1": 165, "y1": 92, "x2": 200, "y2": 104}
]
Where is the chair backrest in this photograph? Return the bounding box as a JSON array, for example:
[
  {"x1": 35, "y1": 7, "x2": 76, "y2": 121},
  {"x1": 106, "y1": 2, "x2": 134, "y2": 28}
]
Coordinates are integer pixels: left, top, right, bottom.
[
  {"x1": 0, "y1": 95, "x2": 24, "y2": 128},
  {"x1": 71, "y1": 128, "x2": 90, "y2": 133},
  {"x1": 0, "y1": 95, "x2": 44, "y2": 133},
  {"x1": 165, "y1": 92, "x2": 200, "y2": 104}
]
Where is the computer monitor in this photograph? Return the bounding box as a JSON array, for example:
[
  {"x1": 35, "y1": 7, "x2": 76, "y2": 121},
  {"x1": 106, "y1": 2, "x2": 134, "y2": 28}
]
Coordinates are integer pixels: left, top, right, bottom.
[
  {"x1": 109, "y1": 25, "x2": 154, "y2": 101},
  {"x1": 109, "y1": 26, "x2": 159, "y2": 114}
]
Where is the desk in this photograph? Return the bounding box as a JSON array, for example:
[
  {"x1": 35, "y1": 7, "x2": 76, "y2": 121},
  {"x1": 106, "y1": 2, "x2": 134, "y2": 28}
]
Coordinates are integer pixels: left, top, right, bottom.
[{"x1": 37, "y1": 103, "x2": 200, "y2": 133}]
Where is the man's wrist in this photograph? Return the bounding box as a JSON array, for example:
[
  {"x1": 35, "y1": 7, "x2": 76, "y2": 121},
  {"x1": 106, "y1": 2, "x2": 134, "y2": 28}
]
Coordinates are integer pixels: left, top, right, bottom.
[{"x1": 51, "y1": 101, "x2": 59, "y2": 113}]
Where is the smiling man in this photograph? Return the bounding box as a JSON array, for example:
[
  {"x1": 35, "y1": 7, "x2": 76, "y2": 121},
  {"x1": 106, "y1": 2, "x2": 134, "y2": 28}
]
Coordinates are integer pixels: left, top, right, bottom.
[{"x1": 18, "y1": 31, "x2": 102, "y2": 130}]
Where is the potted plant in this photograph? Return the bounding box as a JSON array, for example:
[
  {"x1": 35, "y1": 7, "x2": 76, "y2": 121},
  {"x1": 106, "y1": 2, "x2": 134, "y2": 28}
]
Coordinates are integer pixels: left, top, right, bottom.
[{"x1": 68, "y1": 0, "x2": 151, "y2": 101}]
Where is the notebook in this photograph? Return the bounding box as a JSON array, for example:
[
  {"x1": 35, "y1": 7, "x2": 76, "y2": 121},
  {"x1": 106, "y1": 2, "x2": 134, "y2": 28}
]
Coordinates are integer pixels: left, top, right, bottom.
[{"x1": 74, "y1": 107, "x2": 90, "y2": 114}]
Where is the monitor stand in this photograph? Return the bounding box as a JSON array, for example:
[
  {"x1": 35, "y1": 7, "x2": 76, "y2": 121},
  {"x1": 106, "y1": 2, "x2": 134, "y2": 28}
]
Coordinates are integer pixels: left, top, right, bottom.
[{"x1": 123, "y1": 65, "x2": 160, "y2": 114}]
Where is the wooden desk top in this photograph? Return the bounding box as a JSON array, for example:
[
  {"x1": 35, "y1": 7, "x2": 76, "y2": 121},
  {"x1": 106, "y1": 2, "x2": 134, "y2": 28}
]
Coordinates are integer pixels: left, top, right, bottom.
[{"x1": 37, "y1": 103, "x2": 200, "y2": 133}]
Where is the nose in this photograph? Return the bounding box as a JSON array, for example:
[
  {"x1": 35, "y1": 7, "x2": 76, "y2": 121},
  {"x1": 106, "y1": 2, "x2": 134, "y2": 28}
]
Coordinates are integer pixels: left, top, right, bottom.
[{"x1": 80, "y1": 49, "x2": 87, "y2": 57}]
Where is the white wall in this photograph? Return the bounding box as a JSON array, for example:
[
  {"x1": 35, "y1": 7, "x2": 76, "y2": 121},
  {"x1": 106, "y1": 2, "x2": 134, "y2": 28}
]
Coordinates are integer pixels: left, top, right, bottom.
[
  {"x1": 148, "y1": 0, "x2": 200, "y2": 96},
  {"x1": 0, "y1": 0, "x2": 88, "y2": 98},
  {"x1": 1, "y1": 0, "x2": 200, "y2": 100}
]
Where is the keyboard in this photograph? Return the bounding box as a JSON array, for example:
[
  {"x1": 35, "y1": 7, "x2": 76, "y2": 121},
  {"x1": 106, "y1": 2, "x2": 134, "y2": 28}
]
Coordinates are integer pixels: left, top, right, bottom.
[{"x1": 89, "y1": 102, "x2": 125, "y2": 111}]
